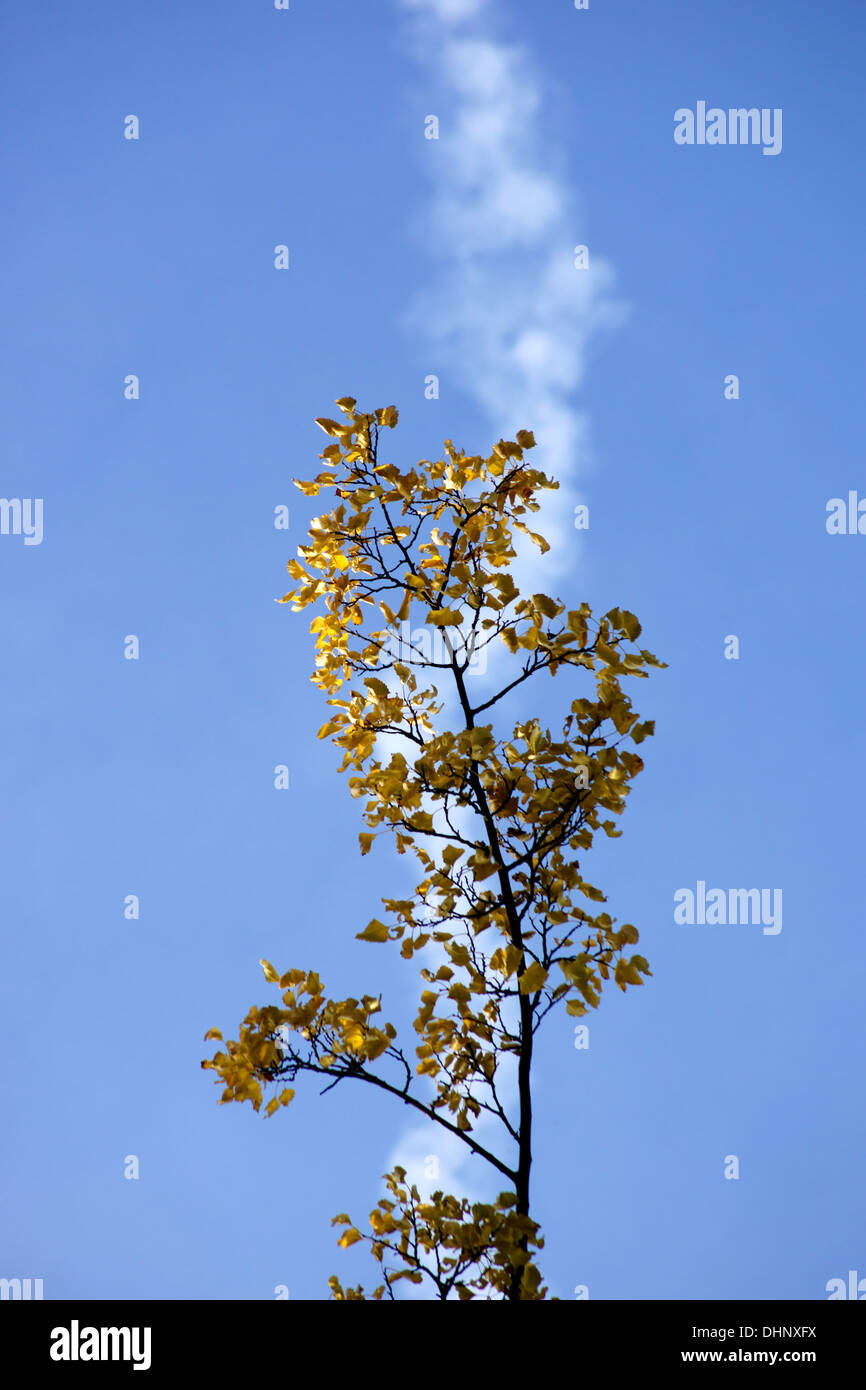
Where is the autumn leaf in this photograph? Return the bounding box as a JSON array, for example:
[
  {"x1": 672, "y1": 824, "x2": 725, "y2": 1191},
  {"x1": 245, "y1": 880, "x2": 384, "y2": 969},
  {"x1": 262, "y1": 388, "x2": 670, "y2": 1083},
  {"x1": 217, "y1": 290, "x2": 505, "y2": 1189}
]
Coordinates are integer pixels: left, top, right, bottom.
[
  {"x1": 356, "y1": 920, "x2": 389, "y2": 943},
  {"x1": 518, "y1": 962, "x2": 549, "y2": 995},
  {"x1": 426, "y1": 609, "x2": 463, "y2": 627}
]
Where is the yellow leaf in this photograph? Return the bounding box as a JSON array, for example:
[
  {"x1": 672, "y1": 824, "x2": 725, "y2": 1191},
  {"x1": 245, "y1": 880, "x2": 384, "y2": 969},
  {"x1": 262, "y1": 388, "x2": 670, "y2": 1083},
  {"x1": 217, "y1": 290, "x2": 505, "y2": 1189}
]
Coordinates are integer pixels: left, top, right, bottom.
[
  {"x1": 620, "y1": 610, "x2": 641, "y2": 641},
  {"x1": 426, "y1": 609, "x2": 462, "y2": 627},
  {"x1": 470, "y1": 856, "x2": 498, "y2": 882},
  {"x1": 490, "y1": 944, "x2": 522, "y2": 978},
  {"x1": 358, "y1": 832, "x2": 375, "y2": 855},
  {"x1": 615, "y1": 956, "x2": 650, "y2": 990},
  {"x1": 364, "y1": 676, "x2": 389, "y2": 698},
  {"x1": 532, "y1": 593, "x2": 560, "y2": 619},
  {"x1": 524, "y1": 529, "x2": 549, "y2": 553},
  {"x1": 364, "y1": 1030, "x2": 389, "y2": 1061},
  {"x1": 356, "y1": 919, "x2": 389, "y2": 943},
  {"x1": 519, "y1": 962, "x2": 549, "y2": 994},
  {"x1": 279, "y1": 968, "x2": 306, "y2": 988},
  {"x1": 203, "y1": 1027, "x2": 223, "y2": 1041},
  {"x1": 259, "y1": 959, "x2": 280, "y2": 983}
]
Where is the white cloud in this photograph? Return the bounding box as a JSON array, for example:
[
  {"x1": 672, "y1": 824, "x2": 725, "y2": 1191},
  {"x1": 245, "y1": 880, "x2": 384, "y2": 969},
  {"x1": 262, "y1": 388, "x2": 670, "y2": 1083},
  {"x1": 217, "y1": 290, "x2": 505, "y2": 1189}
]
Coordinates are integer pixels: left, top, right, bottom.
[
  {"x1": 378, "y1": 0, "x2": 627, "y2": 1259},
  {"x1": 401, "y1": 18, "x2": 627, "y2": 580},
  {"x1": 400, "y1": 0, "x2": 489, "y2": 22}
]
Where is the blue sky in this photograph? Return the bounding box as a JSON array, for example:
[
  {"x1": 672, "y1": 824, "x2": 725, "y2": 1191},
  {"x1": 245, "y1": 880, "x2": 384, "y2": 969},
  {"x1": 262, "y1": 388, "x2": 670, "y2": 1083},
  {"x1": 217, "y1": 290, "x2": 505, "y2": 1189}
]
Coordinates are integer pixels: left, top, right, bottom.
[{"x1": 1, "y1": 0, "x2": 863, "y2": 1301}]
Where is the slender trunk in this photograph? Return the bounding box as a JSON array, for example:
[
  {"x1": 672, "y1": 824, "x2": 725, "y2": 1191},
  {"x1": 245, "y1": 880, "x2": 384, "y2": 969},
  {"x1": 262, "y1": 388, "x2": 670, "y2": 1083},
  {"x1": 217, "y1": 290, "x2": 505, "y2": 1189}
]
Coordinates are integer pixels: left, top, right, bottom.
[
  {"x1": 509, "y1": 990, "x2": 533, "y2": 1300},
  {"x1": 450, "y1": 662, "x2": 534, "y2": 1301}
]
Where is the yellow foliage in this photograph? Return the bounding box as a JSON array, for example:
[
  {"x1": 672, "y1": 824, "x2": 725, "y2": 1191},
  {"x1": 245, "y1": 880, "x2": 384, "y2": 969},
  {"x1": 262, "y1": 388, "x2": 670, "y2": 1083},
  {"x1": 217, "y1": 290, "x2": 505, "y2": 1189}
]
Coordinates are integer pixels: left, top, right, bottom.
[{"x1": 202, "y1": 397, "x2": 666, "y2": 1302}]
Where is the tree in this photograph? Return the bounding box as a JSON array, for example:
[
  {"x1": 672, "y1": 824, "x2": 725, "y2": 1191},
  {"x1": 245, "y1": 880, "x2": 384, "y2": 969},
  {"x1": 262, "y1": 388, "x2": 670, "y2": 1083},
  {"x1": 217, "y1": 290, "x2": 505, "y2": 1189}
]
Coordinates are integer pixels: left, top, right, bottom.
[{"x1": 202, "y1": 398, "x2": 665, "y2": 1300}]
